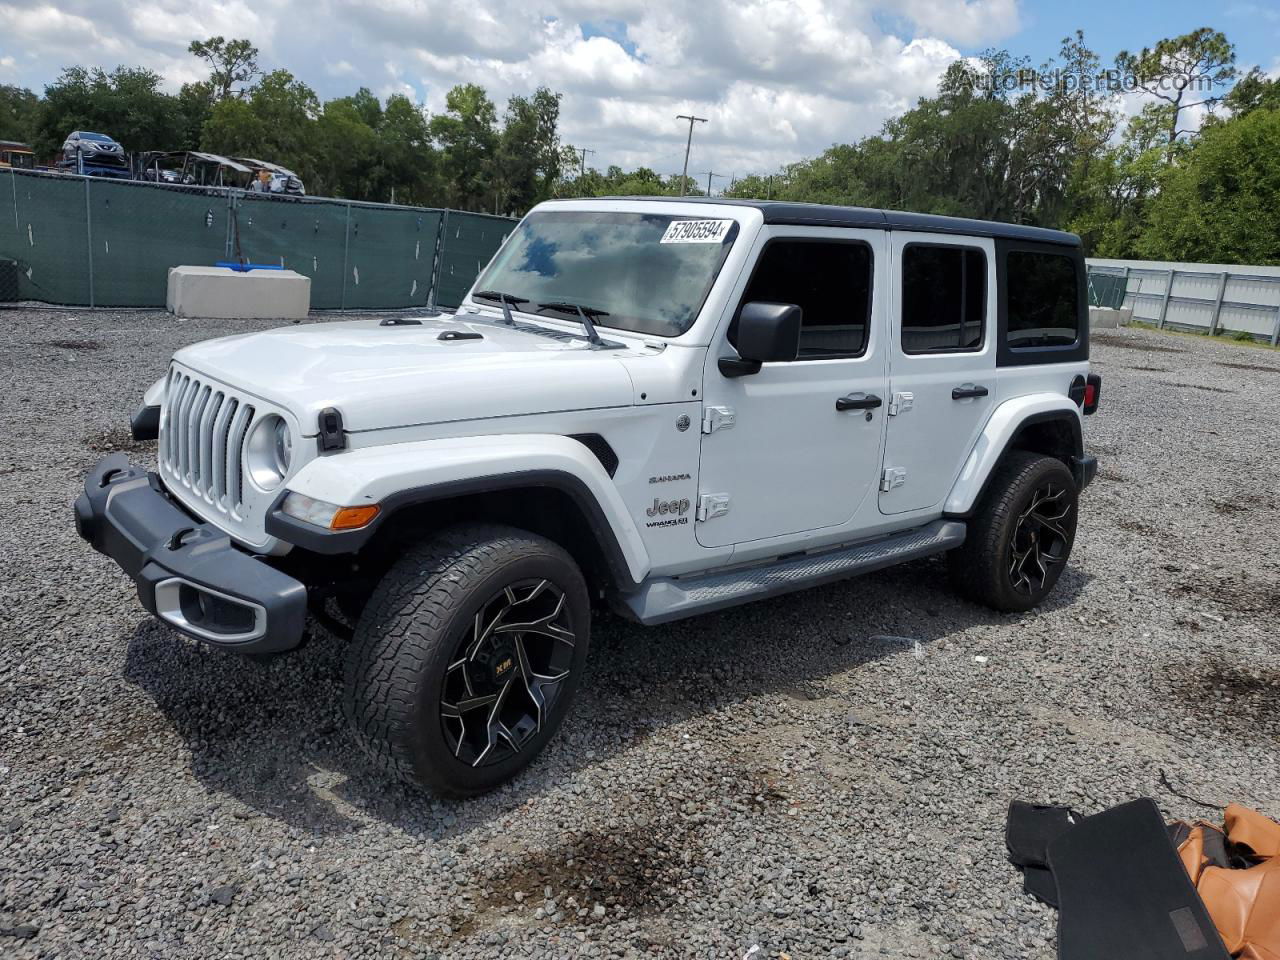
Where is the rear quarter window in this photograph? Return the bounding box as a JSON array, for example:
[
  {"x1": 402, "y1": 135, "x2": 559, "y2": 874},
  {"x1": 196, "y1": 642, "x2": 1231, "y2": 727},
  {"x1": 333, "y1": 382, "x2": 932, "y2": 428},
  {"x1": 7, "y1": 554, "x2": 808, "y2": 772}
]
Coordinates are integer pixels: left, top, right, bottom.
[{"x1": 1006, "y1": 252, "x2": 1080, "y2": 348}]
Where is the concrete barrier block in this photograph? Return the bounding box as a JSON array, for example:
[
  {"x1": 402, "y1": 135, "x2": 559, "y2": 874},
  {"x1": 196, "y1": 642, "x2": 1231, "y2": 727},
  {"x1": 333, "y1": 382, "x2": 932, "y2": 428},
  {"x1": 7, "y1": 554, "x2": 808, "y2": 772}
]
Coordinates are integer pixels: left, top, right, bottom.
[
  {"x1": 1089, "y1": 307, "x2": 1132, "y2": 329},
  {"x1": 167, "y1": 266, "x2": 311, "y2": 320}
]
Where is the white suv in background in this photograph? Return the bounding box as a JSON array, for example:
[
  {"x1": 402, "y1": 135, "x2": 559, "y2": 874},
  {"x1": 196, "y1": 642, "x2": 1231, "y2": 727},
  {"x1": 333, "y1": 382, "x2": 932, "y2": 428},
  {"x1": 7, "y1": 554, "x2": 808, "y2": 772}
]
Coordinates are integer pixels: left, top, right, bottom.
[{"x1": 76, "y1": 198, "x2": 1101, "y2": 797}]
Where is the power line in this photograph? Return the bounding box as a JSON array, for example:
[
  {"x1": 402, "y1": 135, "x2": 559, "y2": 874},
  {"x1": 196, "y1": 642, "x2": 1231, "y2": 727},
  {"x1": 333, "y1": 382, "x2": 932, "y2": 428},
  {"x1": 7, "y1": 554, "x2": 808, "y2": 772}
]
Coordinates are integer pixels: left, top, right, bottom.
[
  {"x1": 578, "y1": 147, "x2": 596, "y2": 179},
  {"x1": 676, "y1": 114, "x2": 707, "y2": 196},
  {"x1": 698, "y1": 171, "x2": 727, "y2": 197}
]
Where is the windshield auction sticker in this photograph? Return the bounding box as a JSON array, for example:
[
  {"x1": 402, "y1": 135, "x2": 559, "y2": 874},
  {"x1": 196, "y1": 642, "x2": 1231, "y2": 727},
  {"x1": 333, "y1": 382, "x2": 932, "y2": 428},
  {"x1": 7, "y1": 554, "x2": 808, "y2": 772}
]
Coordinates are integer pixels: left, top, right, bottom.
[{"x1": 660, "y1": 219, "x2": 733, "y2": 243}]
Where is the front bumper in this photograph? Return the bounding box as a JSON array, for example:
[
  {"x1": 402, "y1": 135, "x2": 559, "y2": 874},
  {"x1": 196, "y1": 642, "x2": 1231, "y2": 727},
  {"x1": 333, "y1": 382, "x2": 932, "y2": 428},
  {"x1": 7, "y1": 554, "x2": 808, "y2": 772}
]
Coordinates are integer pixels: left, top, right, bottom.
[{"x1": 74, "y1": 453, "x2": 307, "y2": 653}]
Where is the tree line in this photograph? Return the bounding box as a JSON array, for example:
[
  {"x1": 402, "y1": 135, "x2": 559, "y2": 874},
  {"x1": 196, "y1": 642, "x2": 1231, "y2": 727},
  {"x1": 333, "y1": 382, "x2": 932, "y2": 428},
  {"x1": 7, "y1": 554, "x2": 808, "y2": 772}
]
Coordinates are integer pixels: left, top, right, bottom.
[
  {"x1": 0, "y1": 37, "x2": 563, "y2": 214},
  {"x1": 0, "y1": 28, "x2": 1277, "y2": 262},
  {"x1": 717, "y1": 29, "x2": 1280, "y2": 265}
]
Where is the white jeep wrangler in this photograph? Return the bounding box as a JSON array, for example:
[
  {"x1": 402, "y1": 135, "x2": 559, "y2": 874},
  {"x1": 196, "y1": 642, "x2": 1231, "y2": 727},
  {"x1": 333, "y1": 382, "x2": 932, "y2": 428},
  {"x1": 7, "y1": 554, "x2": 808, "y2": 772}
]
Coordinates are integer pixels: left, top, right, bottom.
[{"x1": 76, "y1": 198, "x2": 1100, "y2": 796}]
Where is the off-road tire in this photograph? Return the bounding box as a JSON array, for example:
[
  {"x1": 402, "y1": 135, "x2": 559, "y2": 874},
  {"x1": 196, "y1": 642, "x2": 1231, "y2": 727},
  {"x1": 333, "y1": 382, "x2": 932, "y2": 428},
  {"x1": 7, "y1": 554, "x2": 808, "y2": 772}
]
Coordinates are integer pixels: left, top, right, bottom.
[
  {"x1": 342, "y1": 523, "x2": 590, "y2": 796},
  {"x1": 948, "y1": 451, "x2": 1078, "y2": 612}
]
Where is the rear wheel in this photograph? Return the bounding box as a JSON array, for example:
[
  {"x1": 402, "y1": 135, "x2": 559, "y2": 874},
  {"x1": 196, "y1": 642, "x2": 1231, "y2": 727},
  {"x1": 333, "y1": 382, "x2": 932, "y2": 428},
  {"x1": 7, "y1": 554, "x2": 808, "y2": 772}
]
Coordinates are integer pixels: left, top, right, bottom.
[
  {"x1": 342, "y1": 524, "x2": 590, "y2": 796},
  {"x1": 948, "y1": 451, "x2": 1078, "y2": 612}
]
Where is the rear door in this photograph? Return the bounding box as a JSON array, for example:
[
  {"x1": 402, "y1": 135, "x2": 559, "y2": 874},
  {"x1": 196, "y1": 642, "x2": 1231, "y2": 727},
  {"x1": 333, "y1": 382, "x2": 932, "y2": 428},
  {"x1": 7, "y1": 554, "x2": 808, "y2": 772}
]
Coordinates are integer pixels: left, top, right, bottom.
[{"x1": 880, "y1": 232, "x2": 996, "y2": 514}]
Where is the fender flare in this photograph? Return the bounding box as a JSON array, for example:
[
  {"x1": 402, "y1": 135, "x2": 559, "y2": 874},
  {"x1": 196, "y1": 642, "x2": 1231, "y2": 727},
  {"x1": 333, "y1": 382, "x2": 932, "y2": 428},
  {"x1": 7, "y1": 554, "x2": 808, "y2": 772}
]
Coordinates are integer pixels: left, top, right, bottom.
[
  {"x1": 143, "y1": 375, "x2": 166, "y2": 407},
  {"x1": 265, "y1": 434, "x2": 649, "y2": 587},
  {"x1": 944, "y1": 395, "x2": 1084, "y2": 517},
  {"x1": 129, "y1": 376, "x2": 168, "y2": 441}
]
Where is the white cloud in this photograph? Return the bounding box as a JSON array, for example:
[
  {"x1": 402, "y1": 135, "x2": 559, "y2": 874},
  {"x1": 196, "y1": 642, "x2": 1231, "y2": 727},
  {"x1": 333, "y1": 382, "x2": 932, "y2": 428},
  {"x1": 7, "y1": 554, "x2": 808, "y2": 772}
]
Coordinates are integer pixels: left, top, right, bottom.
[
  {"x1": 0, "y1": 0, "x2": 1020, "y2": 179},
  {"x1": 894, "y1": 0, "x2": 1020, "y2": 47}
]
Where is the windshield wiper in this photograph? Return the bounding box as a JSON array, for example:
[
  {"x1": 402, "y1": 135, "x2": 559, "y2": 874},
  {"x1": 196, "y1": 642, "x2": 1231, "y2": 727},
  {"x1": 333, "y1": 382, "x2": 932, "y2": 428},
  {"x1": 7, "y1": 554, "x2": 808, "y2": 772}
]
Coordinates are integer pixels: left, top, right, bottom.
[
  {"x1": 536, "y1": 301, "x2": 609, "y2": 346},
  {"x1": 472, "y1": 289, "x2": 528, "y2": 325}
]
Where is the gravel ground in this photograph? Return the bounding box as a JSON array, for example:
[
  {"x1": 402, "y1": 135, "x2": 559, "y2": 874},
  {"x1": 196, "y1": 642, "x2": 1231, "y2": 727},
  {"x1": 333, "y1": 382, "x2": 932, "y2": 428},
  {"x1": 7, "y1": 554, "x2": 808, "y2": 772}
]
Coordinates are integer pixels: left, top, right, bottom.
[{"x1": 2, "y1": 306, "x2": 1279, "y2": 959}]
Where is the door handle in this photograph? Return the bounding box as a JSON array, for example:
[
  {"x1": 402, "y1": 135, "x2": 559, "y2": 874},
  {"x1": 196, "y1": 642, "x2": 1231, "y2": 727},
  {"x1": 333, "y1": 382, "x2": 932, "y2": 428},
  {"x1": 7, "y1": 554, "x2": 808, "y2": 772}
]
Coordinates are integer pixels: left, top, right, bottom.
[
  {"x1": 836, "y1": 393, "x2": 882, "y2": 411},
  {"x1": 951, "y1": 385, "x2": 989, "y2": 400}
]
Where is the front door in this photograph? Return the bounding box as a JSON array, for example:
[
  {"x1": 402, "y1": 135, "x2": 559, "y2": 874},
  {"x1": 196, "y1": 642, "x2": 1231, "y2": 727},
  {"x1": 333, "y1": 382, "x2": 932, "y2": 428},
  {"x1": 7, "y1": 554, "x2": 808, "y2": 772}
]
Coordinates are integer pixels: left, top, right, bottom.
[
  {"x1": 880, "y1": 232, "x2": 996, "y2": 514},
  {"x1": 696, "y1": 228, "x2": 889, "y2": 548}
]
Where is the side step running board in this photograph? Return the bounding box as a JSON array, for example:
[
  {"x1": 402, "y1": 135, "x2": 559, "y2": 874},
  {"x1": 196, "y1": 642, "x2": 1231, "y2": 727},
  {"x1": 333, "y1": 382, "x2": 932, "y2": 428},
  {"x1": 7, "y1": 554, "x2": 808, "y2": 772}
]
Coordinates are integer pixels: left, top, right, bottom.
[{"x1": 618, "y1": 519, "x2": 966, "y2": 625}]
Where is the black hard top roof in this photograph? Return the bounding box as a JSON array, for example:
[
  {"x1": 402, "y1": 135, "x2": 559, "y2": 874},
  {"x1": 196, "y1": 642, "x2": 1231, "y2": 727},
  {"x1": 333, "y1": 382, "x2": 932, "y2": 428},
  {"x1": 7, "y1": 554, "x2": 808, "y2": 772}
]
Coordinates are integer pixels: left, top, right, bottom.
[{"x1": 577, "y1": 195, "x2": 1080, "y2": 247}]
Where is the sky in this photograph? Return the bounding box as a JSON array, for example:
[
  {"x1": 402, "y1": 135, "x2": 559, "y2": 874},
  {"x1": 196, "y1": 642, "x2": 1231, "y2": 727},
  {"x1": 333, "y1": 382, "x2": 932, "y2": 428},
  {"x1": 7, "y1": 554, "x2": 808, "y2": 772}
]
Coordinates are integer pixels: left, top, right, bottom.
[{"x1": 0, "y1": 0, "x2": 1277, "y2": 183}]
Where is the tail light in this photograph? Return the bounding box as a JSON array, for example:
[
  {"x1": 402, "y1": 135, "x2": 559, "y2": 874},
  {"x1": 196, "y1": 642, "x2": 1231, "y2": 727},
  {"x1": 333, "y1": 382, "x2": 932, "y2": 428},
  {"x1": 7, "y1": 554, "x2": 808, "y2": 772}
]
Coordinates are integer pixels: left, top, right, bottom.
[
  {"x1": 1069, "y1": 374, "x2": 1102, "y2": 415},
  {"x1": 1083, "y1": 374, "x2": 1101, "y2": 415}
]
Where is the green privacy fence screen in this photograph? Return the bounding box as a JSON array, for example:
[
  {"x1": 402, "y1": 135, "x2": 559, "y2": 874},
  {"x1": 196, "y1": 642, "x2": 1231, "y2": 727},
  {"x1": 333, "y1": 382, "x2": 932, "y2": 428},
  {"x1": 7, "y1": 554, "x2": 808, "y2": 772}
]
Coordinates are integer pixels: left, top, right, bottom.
[
  {"x1": 1086, "y1": 269, "x2": 1129, "y2": 309},
  {"x1": 1, "y1": 169, "x2": 515, "y2": 310},
  {"x1": 436, "y1": 212, "x2": 514, "y2": 308}
]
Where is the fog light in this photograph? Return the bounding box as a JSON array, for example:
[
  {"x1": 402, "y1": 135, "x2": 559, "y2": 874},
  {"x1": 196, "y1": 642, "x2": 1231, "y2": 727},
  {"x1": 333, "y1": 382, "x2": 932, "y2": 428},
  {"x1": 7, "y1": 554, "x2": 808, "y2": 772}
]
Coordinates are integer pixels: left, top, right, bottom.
[
  {"x1": 179, "y1": 584, "x2": 256, "y2": 634},
  {"x1": 153, "y1": 578, "x2": 266, "y2": 644}
]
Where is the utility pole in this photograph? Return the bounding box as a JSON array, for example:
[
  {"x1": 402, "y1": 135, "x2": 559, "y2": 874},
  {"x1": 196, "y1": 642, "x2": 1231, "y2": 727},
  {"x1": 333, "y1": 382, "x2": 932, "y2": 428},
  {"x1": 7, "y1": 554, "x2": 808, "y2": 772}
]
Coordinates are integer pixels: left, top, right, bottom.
[
  {"x1": 698, "y1": 171, "x2": 726, "y2": 197},
  {"x1": 578, "y1": 147, "x2": 595, "y2": 179},
  {"x1": 676, "y1": 114, "x2": 707, "y2": 196}
]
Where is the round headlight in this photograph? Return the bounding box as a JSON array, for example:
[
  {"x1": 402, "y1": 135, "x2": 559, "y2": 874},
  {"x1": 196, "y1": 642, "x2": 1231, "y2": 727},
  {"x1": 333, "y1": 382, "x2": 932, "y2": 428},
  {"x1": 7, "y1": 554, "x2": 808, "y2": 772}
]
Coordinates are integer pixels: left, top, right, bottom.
[
  {"x1": 272, "y1": 418, "x2": 292, "y2": 474},
  {"x1": 246, "y1": 415, "x2": 293, "y2": 491}
]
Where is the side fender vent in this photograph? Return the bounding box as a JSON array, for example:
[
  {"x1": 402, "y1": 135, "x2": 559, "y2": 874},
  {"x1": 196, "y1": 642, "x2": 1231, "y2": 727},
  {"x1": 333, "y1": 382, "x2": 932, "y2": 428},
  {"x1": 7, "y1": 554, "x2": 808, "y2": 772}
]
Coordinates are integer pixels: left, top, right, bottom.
[{"x1": 568, "y1": 433, "x2": 619, "y2": 477}]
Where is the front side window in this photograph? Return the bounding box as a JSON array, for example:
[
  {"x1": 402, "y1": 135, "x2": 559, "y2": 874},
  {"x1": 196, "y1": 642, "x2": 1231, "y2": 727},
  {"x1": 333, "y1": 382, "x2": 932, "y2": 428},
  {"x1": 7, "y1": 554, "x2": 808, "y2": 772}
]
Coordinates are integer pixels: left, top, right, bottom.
[
  {"x1": 471, "y1": 210, "x2": 739, "y2": 337},
  {"x1": 901, "y1": 245, "x2": 986, "y2": 353},
  {"x1": 737, "y1": 240, "x2": 873, "y2": 359},
  {"x1": 1006, "y1": 252, "x2": 1080, "y2": 348}
]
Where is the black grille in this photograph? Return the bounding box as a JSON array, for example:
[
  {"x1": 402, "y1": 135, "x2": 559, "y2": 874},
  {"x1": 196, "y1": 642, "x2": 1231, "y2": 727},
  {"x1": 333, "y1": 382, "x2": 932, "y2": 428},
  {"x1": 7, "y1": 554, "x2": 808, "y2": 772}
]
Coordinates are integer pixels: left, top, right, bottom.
[{"x1": 569, "y1": 434, "x2": 619, "y2": 477}]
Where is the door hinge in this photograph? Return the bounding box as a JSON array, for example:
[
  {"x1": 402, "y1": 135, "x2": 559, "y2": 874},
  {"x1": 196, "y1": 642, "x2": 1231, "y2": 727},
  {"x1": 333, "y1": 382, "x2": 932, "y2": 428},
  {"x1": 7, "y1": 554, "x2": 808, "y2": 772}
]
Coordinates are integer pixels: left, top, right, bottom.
[
  {"x1": 880, "y1": 467, "x2": 907, "y2": 492},
  {"x1": 888, "y1": 391, "x2": 914, "y2": 416},
  {"x1": 701, "y1": 405, "x2": 735, "y2": 434},
  {"x1": 696, "y1": 493, "x2": 731, "y2": 522}
]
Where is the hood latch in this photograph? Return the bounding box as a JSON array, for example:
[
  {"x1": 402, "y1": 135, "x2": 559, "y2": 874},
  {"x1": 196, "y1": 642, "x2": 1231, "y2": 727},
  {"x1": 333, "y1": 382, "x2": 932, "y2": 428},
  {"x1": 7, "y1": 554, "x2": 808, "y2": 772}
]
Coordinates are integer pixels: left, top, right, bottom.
[{"x1": 317, "y1": 407, "x2": 346, "y2": 452}]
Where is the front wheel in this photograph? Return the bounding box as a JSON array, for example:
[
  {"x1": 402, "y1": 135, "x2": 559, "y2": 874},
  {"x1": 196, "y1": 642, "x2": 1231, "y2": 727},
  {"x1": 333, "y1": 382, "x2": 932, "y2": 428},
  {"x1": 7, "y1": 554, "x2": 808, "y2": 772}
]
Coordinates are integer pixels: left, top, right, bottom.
[
  {"x1": 948, "y1": 451, "x2": 1079, "y2": 612},
  {"x1": 342, "y1": 524, "x2": 590, "y2": 796}
]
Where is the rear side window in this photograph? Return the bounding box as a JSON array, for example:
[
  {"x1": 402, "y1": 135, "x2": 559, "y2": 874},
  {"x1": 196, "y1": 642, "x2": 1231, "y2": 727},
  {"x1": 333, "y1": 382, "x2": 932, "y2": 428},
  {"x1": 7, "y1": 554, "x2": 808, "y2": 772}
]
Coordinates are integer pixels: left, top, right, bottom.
[
  {"x1": 1006, "y1": 252, "x2": 1080, "y2": 348},
  {"x1": 738, "y1": 240, "x2": 872, "y2": 359},
  {"x1": 901, "y1": 245, "x2": 986, "y2": 353}
]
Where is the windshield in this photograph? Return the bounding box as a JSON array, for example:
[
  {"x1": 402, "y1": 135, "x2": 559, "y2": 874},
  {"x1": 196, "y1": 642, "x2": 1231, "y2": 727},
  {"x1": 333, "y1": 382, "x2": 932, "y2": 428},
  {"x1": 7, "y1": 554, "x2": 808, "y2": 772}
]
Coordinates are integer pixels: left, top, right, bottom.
[{"x1": 472, "y1": 210, "x2": 739, "y2": 337}]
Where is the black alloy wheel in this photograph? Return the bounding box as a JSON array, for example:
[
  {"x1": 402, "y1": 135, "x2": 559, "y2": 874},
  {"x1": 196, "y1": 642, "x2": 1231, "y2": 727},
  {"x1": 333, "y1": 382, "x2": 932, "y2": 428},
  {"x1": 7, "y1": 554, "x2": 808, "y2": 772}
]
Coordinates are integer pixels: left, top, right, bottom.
[
  {"x1": 947, "y1": 450, "x2": 1079, "y2": 612},
  {"x1": 342, "y1": 524, "x2": 590, "y2": 796},
  {"x1": 1008, "y1": 482, "x2": 1073, "y2": 597},
  {"x1": 441, "y1": 578, "x2": 577, "y2": 767}
]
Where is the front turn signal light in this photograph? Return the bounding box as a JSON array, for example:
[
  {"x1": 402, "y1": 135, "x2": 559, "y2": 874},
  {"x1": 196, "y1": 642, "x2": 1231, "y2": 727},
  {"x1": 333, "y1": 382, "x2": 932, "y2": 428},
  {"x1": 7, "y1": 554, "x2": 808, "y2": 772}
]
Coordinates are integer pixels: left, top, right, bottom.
[
  {"x1": 281, "y1": 492, "x2": 380, "y2": 531},
  {"x1": 330, "y1": 504, "x2": 381, "y2": 530}
]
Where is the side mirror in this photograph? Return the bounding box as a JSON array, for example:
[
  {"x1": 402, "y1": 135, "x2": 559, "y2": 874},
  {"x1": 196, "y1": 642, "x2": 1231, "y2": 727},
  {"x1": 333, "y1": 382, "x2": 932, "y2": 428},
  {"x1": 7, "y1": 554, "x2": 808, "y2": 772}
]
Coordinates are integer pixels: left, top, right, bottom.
[{"x1": 720, "y1": 302, "x2": 802, "y2": 377}]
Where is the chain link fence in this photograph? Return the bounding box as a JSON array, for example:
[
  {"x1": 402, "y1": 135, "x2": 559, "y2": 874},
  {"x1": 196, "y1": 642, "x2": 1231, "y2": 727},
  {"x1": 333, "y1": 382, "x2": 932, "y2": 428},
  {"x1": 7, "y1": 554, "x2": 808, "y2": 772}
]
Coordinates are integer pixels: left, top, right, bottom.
[{"x1": 1, "y1": 169, "x2": 516, "y2": 310}]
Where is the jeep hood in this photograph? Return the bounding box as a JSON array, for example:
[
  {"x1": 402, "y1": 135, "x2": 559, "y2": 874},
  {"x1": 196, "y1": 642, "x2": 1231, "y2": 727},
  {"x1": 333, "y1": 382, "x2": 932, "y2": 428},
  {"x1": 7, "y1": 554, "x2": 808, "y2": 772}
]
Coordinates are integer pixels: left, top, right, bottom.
[{"x1": 171, "y1": 314, "x2": 639, "y2": 432}]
